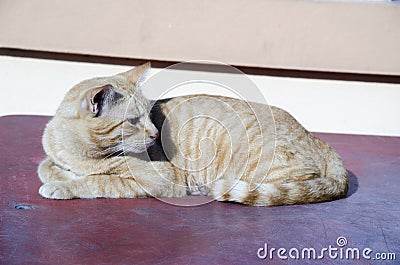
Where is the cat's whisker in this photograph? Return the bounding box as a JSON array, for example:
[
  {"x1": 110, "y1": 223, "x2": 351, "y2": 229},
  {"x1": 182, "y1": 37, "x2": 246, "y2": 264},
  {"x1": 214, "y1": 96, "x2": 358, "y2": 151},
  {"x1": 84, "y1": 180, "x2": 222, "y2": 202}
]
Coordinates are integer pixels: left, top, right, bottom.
[
  {"x1": 100, "y1": 144, "x2": 122, "y2": 154},
  {"x1": 102, "y1": 151, "x2": 121, "y2": 160},
  {"x1": 119, "y1": 146, "x2": 138, "y2": 156},
  {"x1": 102, "y1": 145, "x2": 124, "y2": 160}
]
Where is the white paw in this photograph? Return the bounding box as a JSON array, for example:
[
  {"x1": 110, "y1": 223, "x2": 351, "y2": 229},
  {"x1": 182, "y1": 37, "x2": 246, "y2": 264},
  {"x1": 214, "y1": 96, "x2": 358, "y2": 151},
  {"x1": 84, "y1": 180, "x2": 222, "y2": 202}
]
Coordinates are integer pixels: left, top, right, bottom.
[{"x1": 39, "y1": 182, "x2": 75, "y2": 200}]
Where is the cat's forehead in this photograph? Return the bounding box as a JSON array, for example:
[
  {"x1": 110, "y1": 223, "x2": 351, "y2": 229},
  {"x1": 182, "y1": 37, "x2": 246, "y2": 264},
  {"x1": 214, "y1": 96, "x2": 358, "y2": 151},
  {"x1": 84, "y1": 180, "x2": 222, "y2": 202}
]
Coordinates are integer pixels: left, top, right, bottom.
[
  {"x1": 125, "y1": 94, "x2": 150, "y2": 114},
  {"x1": 108, "y1": 77, "x2": 150, "y2": 115}
]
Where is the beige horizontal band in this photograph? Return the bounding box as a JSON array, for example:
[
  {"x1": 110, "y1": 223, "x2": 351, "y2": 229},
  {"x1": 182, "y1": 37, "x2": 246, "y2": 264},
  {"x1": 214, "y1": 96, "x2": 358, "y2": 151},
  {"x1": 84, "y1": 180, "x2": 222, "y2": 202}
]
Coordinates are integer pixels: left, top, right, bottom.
[{"x1": 1, "y1": 0, "x2": 399, "y2": 75}]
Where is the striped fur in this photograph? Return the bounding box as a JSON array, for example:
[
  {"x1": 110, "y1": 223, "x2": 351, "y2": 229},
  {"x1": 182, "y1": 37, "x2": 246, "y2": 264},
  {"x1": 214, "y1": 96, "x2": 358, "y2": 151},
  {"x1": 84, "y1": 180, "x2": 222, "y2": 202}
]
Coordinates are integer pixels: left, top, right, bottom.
[{"x1": 38, "y1": 63, "x2": 348, "y2": 206}]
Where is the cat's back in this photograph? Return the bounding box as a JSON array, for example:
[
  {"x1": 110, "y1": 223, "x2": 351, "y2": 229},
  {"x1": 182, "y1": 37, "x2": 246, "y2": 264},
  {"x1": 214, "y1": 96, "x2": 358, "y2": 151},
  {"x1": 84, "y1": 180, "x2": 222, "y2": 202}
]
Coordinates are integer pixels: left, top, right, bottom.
[
  {"x1": 153, "y1": 94, "x2": 305, "y2": 137},
  {"x1": 152, "y1": 94, "x2": 337, "y2": 182},
  {"x1": 152, "y1": 94, "x2": 277, "y2": 185}
]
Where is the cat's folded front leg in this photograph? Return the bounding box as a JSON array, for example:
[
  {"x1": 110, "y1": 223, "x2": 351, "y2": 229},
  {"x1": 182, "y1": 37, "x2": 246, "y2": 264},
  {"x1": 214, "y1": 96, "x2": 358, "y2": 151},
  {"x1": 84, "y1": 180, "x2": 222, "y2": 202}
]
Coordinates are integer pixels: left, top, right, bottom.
[
  {"x1": 39, "y1": 174, "x2": 155, "y2": 200},
  {"x1": 39, "y1": 180, "x2": 76, "y2": 199},
  {"x1": 38, "y1": 157, "x2": 79, "y2": 183},
  {"x1": 39, "y1": 173, "x2": 187, "y2": 200}
]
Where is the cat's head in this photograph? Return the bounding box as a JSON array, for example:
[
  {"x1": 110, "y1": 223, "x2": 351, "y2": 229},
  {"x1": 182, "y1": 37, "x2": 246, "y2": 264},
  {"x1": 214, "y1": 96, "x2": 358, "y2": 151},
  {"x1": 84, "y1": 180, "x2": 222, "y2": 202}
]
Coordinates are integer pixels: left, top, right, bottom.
[{"x1": 54, "y1": 62, "x2": 159, "y2": 157}]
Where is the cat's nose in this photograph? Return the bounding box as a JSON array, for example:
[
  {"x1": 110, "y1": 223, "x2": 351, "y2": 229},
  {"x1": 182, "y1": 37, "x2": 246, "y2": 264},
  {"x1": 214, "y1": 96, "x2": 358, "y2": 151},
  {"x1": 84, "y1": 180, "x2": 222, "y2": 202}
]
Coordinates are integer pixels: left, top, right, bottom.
[{"x1": 150, "y1": 132, "x2": 159, "y2": 140}]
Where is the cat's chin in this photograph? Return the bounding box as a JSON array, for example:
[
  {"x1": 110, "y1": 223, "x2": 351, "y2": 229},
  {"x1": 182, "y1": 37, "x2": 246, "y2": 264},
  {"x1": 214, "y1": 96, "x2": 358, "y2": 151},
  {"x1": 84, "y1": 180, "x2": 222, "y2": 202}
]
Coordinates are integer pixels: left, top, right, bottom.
[
  {"x1": 128, "y1": 141, "x2": 155, "y2": 154},
  {"x1": 143, "y1": 141, "x2": 156, "y2": 151},
  {"x1": 129, "y1": 146, "x2": 149, "y2": 154}
]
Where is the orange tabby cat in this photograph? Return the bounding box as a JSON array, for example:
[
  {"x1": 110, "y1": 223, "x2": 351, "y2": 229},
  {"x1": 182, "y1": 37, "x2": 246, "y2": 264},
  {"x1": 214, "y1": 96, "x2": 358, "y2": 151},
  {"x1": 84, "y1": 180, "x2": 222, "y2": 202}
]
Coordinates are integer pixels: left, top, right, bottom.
[{"x1": 38, "y1": 63, "x2": 348, "y2": 206}]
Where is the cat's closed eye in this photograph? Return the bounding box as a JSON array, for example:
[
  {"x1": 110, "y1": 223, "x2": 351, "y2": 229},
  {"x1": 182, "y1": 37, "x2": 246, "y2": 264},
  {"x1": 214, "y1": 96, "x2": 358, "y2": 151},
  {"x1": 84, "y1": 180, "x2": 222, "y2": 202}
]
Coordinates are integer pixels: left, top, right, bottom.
[{"x1": 127, "y1": 117, "x2": 141, "y2": 125}]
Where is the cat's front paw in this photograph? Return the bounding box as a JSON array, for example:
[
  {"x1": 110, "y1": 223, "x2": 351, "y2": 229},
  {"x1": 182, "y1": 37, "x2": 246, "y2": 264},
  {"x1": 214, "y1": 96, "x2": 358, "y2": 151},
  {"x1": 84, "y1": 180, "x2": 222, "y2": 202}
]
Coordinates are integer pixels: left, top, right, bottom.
[{"x1": 39, "y1": 181, "x2": 75, "y2": 200}]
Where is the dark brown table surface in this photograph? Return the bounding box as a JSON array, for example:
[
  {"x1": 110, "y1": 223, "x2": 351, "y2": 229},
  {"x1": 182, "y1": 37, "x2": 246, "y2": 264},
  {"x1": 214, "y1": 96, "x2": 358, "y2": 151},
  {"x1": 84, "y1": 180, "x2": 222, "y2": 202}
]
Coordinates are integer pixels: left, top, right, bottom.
[{"x1": 1, "y1": 115, "x2": 399, "y2": 265}]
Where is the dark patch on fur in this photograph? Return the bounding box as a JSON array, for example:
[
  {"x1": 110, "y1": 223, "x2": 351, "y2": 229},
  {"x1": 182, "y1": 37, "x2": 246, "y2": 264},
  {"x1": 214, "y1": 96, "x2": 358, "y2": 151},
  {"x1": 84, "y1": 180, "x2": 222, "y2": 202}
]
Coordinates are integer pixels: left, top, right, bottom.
[
  {"x1": 221, "y1": 192, "x2": 231, "y2": 201},
  {"x1": 243, "y1": 190, "x2": 260, "y2": 206},
  {"x1": 268, "y1": 185, "x2": 288, "y2": 206}
]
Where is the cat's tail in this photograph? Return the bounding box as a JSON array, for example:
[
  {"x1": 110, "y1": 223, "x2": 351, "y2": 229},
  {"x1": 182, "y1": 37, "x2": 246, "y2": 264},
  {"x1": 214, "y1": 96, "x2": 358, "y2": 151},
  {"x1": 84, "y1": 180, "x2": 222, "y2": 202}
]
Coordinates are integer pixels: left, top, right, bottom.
[{"x1": 211, "y1": 151, "x2": 348, "y2": 206}]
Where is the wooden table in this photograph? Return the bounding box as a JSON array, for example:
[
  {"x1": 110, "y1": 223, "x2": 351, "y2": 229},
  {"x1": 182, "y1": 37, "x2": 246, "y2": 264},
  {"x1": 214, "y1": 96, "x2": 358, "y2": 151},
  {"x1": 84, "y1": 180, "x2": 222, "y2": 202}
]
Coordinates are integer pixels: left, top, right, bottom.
[{"x1": 1, "y1": 115, "x2": 399, "y2": 264}]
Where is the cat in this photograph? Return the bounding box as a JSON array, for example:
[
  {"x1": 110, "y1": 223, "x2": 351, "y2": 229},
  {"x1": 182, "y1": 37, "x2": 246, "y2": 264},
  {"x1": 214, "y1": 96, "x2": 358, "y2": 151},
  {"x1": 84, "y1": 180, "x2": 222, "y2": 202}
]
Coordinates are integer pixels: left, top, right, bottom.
[{"x1": 37, "y1": 62, "x2": 348, "y2": 206}]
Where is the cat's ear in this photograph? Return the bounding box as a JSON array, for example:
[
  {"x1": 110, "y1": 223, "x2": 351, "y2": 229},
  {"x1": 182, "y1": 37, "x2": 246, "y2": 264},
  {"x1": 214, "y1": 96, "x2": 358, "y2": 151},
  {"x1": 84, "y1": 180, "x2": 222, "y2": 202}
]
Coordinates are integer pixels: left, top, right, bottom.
[
  {"x1": 121, "y1": 62, "x2": 151, "y2": 88},
  {"x1": 81, "y1": 84, "x2": 119, "y2": 116}
]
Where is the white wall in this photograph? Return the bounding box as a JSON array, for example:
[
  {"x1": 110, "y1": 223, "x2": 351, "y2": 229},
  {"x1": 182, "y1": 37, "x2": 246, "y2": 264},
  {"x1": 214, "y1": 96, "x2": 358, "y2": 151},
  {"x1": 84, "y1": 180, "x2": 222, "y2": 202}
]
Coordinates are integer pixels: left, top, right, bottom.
[{"x1": 1, "y1": 56, "x2": 399, "y2": 136}]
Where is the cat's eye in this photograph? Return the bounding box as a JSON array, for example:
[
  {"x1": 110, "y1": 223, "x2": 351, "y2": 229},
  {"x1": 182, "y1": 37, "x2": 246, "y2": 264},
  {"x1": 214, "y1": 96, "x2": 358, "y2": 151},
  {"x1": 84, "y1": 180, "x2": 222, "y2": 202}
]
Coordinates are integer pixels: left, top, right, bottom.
[{"x1": 128, "y1": 117, "x2": 140, "y2": 125}]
